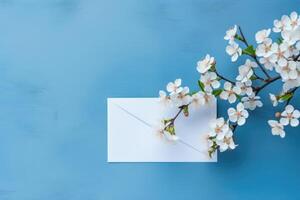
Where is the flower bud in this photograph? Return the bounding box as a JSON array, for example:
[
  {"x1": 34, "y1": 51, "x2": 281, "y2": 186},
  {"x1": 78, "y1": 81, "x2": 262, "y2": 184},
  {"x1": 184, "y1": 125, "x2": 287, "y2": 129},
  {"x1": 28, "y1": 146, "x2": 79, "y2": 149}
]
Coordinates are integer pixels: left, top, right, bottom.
[{"x1": 275, "y1": 112, "x2": 281, "y2": 118}]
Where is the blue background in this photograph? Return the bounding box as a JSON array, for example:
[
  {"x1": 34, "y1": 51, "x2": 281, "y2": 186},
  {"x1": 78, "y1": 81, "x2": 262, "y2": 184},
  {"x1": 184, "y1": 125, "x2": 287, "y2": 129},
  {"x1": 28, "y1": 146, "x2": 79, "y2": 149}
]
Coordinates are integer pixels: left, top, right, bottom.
[{"x1": 0, "y1": 0, "x2": 299, "y2": 199}]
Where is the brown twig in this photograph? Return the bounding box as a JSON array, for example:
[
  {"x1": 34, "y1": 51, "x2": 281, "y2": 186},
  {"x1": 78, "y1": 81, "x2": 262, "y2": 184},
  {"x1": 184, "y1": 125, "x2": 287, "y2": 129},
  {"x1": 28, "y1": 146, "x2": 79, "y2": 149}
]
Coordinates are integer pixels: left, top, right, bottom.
[
  {"x1": 254, "y1": 76, "x2": 281, "y2": 94},
  {"x1": 215, "y1": 71, "x2": 235, "y2": 84}
]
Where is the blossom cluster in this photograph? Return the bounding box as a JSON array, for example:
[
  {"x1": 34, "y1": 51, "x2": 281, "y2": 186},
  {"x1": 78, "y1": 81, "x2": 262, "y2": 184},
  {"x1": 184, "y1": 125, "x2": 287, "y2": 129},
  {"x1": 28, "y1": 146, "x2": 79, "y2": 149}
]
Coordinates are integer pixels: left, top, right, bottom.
[{"x1": 157, "y1": 12, "x2": 300, "y2": 157}]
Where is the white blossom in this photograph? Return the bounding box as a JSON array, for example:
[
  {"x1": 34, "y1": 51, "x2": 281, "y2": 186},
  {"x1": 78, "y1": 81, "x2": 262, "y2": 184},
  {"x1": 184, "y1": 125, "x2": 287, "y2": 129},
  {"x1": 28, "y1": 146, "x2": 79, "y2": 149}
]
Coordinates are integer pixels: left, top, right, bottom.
[
  {"x1": 226, "y1": 41, "x2": 242, "y2": 62},
  {"x1": 197, "y1": 54, "x2": 215, "y2": 74},
  {"x1": 190, "y1": 92, "x2": 204, "y2": 108},
  {"x1": 241, "y1": 93, "x2": 263, "y2": 110},
  {"x1": 235, "y1": 81, "x2": 253, "y2": 96},
  {"x1": 279, "y1": 105, "x2": 300, "y2": 127},
  {"x1": 220, "y1": 81, "x2": 241, "y2": 103},
  {"x1": 197, "y1": 91, "x2": 216, "y2": 105},
  {"x1": 224, "y1": 25, "x2": 237, "y2": 43},
  {"x1": 167, "y1": 79, "x2": 183, "y2": 95},
  {"x1": 170, "y1": 86, "x2": 191, "y2": 107},
  {"x1": 154, "y1": 121, "x2": 179, "y2": 141},
  {"x1": 273, "y1": 14, "x2": 292, "y2": 32},
  {"x1": 268, "y1": 120, "x2": 285, "y2": 138},
  {"x1": 270, "y1": 42, "x2": 290, "y2": 66},
  {"x1": 159, "y1": 90, "x2": 170, "y2": 106},
  {"x1": 282, "y1": 30, "x2": 299, "y2": 46},
  {"x1": 269, "y1": 93, "x2": 279, "y2": 107},
  {"x1": 208, "y1": 117, "x2": 229, "y2": 140},
  {"x1": 216, "y1": 130, "x2": 236, "y2": 152},
  {"x1": 256, "y1": 38, "x2": 273, "y2": 58},
  {"x1": 154, "y1": 120, "x2": 166, "y2": 139},
  {"x1": 255, "y1": 29, "x2": 271, "y2": 44},
  {"x1": 165, "y1": 133, "x2": 179, "y2": 141},
  {"x1": 289, "y1": 11, "x2": 300, "y2": 30},
  {"x1": 200, "y1": 72, "x2": 220, "y2": 92},
  {"x1": 259, "y1": 56, "x2": 274, "y2": 70},
  {"x1": 275, "y1": 61, "x2": 298, "y2": 81},
  {"x1": 236, "y1": 59, "x2": 258, "y2": 82},
  {"x1": 228, "y1": 103, "x2": 249, "y2": 126},
  {"x1": 282, "y1": 78, "x2": 300, "y2": 92}
]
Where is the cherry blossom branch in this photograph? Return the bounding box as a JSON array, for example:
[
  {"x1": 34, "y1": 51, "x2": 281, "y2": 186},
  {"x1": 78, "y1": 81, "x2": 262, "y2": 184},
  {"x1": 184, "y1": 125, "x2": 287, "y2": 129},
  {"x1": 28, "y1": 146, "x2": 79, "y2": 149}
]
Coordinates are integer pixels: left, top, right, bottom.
[
  {"x1": 166, "y1": 106, "x2": 184, "y2": 124},
  {"x1": 253, "y1": 71, "x2": 266, "y2": 82},
  {"x1": 158, "y1": 12, "x2": 300, "y2": 157},
  {"x1": 163, "y1": 104, "x2": 190, "y2": 136}
]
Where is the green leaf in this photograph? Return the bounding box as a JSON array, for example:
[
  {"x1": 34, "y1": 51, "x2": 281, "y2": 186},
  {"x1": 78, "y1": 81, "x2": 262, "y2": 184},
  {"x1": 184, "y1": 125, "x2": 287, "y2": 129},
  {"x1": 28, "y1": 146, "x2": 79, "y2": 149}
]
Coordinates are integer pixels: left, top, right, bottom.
[
  {"x1": 235, "y1": 34, "x2": 244, "y2": 42},
  {"x1": 280, "y1": 93, "x2": 293, "y2": 101},
  {"x1": 198, "y1": 80, "x2": 205, "y2": 92},
  {"x1": 165, "y1": 124, "x2": 175, "y2": 135},
  {"x1": 276, "y1": 37, "x2": 283, "y2": 44},
  {"x1": 183, "y1": 106, "x2": 189, "y2": 117},
  {"x1": 242, "y1": 45, "x2": 256, "y2": 56},
  {"x1": 212, "y1": 89, "x2": 223, "y2": 97},
  {"x1": 236, "y1": 94, "x2": 242, "y2": 101},
  {"x1": 250, "y1": 75, "x2": 257, "y2": 80}
]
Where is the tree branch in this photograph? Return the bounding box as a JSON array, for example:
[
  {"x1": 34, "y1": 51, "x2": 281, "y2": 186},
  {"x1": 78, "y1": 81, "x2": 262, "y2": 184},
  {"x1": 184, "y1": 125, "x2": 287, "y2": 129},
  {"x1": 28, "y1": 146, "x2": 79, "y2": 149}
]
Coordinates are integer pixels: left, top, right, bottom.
[{"x1": 254, "y1": 76, "x2": 281, "y2": 94}]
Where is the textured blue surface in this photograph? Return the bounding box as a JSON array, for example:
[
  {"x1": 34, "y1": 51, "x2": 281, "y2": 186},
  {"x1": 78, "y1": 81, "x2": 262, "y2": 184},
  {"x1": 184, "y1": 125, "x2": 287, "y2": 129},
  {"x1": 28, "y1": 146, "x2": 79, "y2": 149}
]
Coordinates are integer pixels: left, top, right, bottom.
[{"x1": 0, "y1": 0, "x2": 299, "y2": 199}]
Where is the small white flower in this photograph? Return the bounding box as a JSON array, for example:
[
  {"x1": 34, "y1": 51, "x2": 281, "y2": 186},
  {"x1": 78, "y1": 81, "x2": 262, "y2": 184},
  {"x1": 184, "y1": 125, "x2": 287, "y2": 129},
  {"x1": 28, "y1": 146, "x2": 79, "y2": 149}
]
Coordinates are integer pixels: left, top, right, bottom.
[
  {"x1": 235, "y1": 81, "x2": 253, "y2": 96},
  {"x1": 170, "y1": 86, "x2": 191, "y2": 107},
  {"x1": 220, "y1": 81, "x2": 241, "y2": 104},
  {"x1": 270, "y1": 42, "x2": 290, "y2": 66},
  {"x1": 224, "y1": 25, "x2": 237, "y2": 43},
  {"x1": 165, "y1": 133, "x2": 179, "y2": 141},
  {"x1": 190, "y1": 92, "x2": 204, "y2": 108},
  {"x1": 268, "y1": 120, "x2": 285, "y2": 138},
  {"x1": 228, "y1": 103, "x2": 249, "y2": 126},
  {"x1": 275, "y1": 61, "x2": 298, "y2": 81},
  {"x1": 154, "y1": 120, "x2": 166, "y2": 139},
  {"x1": 200, "y1": 72, "x2": 220, "y2": 92},
  {"x1": 259, "y1": 56, "x2": 274, "y2": 71},
  {"x1": 226, "y1": 41, "x2": 242, "y2": 62},
  {"x1": 255, "y1": 29, "x2": 271, "y2": 44},
  {"x1": 197, "y1": 54, "x2": 215, "y2": 74},
  {"x1": 256, "y1": 38, "x2": 273, "y2": 58},
  {"x1": 216, "y1": 131, "x2": 236, "y2": 152},
  {"x1": 208, "y1": 117, "x2": 229, "y2": 140},
  {"x1": 241, "y1": 93, "x2": 263, "y2": 110},
  {"x1": 166, "y1": 79, "x2": 183, "y2": 95},
  {"x1": 269, "y1": 93, "x2": 279, "y2": 107},
  {"x1": 282, "y1": 78, "x2": 300, "y2": 92},
  {"x1": 289, "y1": 11, "x2": 300, "y2": 30},
  {"x1": 279, "y1": 105, "x2": 300, "y2": 127},
  {"x1": 281, "y1": 30, "x2": 299, "y2": 46},
  {"x1": 273, "y1": 14, "x2": 292, "y2": 32},
  {"x1": 236, "y1": 59, "x2": 258, "y2": 82},
  {"x1": 197, "y1": 91, "x2": 216, "y2": 105},
  {"x1": 159, "y1": 90, "x2": 170, "y2": 106}
]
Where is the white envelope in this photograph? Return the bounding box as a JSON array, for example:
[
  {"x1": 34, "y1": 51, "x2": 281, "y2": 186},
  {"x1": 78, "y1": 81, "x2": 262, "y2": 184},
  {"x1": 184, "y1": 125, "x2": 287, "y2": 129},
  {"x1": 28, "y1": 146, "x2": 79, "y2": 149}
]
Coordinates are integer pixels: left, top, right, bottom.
[{"x1": 107, "y1": 98, "x2": 217, "y2": 162}]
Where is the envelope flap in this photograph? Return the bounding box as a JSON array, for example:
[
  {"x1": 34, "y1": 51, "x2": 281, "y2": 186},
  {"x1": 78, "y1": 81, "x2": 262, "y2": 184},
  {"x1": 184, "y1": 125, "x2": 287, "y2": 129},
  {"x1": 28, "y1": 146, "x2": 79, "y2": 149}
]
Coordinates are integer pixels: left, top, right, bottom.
[{"x1": 108, "y1": 98, "x2": 171, "y2": 127}]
